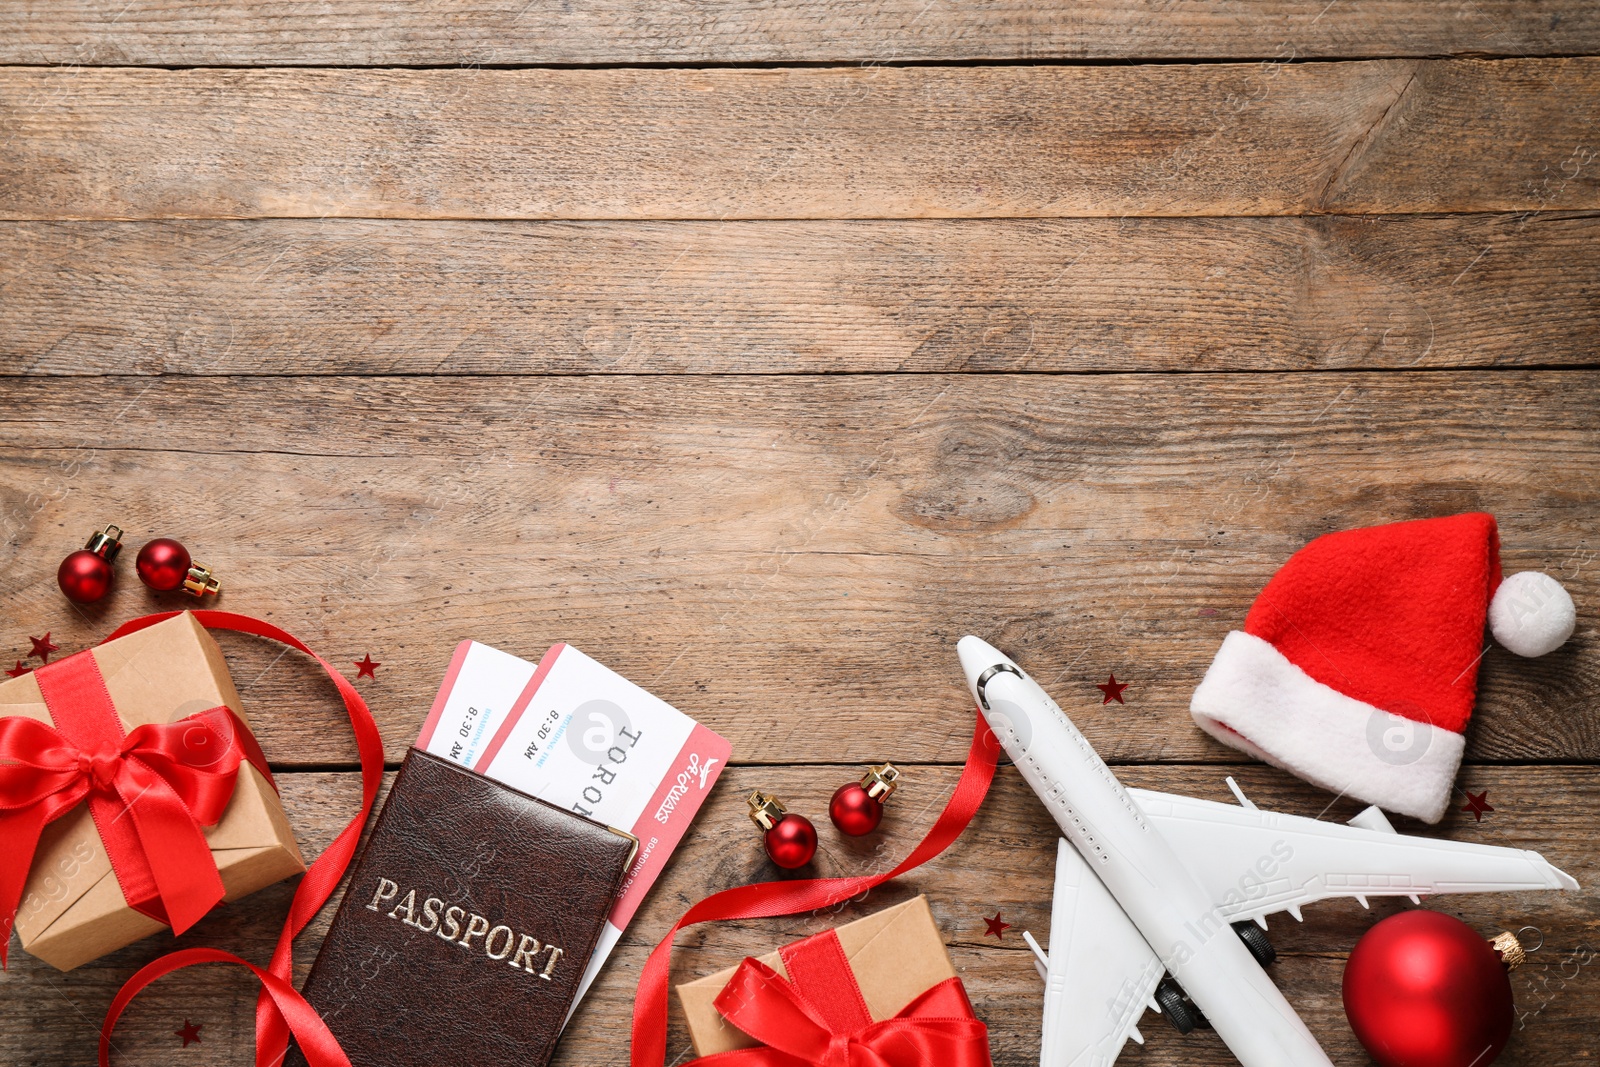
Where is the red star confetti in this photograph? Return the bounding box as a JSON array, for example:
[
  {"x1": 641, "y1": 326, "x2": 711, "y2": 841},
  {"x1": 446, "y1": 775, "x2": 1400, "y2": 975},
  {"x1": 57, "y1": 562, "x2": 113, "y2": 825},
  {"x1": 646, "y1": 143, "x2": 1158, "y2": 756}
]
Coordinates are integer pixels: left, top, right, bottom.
[
  {"x1": 5, "y1": 660, "x2": 31, "y2": 679},
  {"x1": 983, "y1": 912, "x2": 1011, "y2": 939},
  {"x1": 1095, "y1": 674, "x2": 1129, "y2": 704},
  {"x1": 29, "y1": 633, "x2": 59, "y2": 663},
  {"x1": 174, "y1": 1019, "x2": 202, "y2": 1047},
  {"x1": 354, "y1": 654, "x2": 381, "y2": 680},
  {"x1": 1462, "y1": 790, "x2": 1495, "y2": 822}
]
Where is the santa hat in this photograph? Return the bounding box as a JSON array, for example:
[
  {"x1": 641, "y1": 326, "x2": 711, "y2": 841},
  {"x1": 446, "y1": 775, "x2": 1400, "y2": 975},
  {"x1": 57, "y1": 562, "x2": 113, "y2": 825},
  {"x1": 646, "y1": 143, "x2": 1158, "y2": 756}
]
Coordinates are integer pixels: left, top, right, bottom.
[{"x1": 1190, "y1": 513, "x2": 1576, "y2": 823}]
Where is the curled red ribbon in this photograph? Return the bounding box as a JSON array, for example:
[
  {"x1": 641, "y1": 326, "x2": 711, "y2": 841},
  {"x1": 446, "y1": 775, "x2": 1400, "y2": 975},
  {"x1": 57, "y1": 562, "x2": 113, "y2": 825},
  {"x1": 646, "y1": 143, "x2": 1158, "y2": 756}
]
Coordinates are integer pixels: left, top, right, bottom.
[
  {"x1": 695, "y1": 928, "x2": 991, "y2": 1067},
  {"x1": 0, "y1": 647, "x2": 270, "y2": 968}
]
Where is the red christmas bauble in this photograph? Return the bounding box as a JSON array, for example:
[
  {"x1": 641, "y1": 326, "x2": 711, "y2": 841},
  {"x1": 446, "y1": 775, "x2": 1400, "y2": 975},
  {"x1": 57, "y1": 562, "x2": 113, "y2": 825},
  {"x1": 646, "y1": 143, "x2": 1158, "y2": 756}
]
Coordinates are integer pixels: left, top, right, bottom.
[
  {"x1": 763, "y1": 813, "x2": 818, "y2": 869},
  {"x1": 136, "y1": 537, "x2": 193, "y2": 592},
  {"x1": 58, "y1": 550, "x2": 114, "y2": 603},
  {"x1": 829, "y1": 782, "x2": 884, "y2": 836},
  {"x1": 1343, "y1": 911, "x2": 1514, "y2": 1067}
]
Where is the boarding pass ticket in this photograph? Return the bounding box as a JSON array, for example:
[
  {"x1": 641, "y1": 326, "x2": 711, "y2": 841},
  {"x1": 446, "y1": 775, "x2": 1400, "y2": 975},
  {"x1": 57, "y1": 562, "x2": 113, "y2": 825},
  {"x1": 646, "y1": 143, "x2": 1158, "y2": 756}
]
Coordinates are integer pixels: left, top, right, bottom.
[{"x1": 417, "y1": 640, "x2": 731, "y2": 1015}]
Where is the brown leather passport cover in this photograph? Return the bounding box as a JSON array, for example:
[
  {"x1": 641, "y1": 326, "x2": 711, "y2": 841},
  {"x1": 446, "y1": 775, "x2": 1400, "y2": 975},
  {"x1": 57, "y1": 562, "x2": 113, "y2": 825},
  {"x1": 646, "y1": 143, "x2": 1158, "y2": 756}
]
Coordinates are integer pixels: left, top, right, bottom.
[{"x1": 285, "y1": 747, "x2": 635, "y2": 1067}]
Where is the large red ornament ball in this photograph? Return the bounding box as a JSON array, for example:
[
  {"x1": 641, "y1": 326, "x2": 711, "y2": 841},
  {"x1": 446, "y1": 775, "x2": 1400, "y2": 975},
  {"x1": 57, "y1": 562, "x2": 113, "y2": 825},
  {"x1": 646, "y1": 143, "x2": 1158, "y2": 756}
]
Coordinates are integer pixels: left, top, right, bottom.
[
  {"x1": 1343, "y1": 910, "x2": 1514, "y2": 1067},
  {"x1": 829, "y1": 782, "x2": 884, "y2": 836},
  {"x1": 58, "y1": 550, "x2": 114, "y2": 603},
  {"x1": 136, "y1": 537, "x2": 193, "y2": 592},
  {"x1": 763, "y1": 813, "x2": 818, "y2": 869}
]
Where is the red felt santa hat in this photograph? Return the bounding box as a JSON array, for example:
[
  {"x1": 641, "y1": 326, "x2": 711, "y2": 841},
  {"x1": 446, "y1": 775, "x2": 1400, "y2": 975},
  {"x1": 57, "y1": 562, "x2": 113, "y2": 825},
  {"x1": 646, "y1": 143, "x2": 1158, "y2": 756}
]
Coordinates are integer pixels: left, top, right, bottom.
[{"x1": 1191, "y1": 513, "x2": 1576, "y2": 823}]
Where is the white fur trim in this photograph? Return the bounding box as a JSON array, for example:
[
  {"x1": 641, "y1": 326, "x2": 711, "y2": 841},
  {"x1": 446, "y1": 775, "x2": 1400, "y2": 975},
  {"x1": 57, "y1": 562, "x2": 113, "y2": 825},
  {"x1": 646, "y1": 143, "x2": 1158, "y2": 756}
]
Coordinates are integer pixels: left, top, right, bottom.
[{"x1": 1191, "y1": 631, "x2": 1465, "y2": 824}]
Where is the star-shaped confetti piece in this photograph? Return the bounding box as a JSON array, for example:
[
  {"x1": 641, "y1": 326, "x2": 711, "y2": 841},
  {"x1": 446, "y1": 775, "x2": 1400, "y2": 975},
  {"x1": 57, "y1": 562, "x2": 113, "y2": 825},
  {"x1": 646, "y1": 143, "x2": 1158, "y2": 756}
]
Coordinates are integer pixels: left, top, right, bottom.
[
  {"x1": 354, "y1": 654, "x2": 381, "y2": 680},
  {"x1": 174, "y1": 1019, "x2": 202, "y2": 1047},
  {"x1": 1095, "y1": 674, "x2": 1129, "y2": 704},
  {"x1": 5, "y1": 660, "x2": 31, "y2": 679},
  {"x1": 1462, "y1": 790, "x2": 1495, "y2": 822},
  {"x1": 29, "y1": 633, "x2": 59, "y2": 663},
  {"x1": 983, "y1": 911, "x2": 1011, "y2": 939}
]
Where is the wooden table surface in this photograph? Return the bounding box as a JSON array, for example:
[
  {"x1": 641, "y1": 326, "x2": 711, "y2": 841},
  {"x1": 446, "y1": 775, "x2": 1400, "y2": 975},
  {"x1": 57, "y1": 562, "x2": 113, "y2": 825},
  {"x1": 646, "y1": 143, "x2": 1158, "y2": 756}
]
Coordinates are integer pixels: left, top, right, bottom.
[{"x1": 2, "y1": 4, "x2": 1598, "y2": 1065}]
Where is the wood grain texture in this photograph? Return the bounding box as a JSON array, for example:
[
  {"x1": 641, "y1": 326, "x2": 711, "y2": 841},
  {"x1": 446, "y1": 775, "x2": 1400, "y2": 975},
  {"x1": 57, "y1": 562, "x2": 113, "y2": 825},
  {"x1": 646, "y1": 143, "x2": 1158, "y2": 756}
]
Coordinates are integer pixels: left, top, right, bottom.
[
  {"x1": 5, "y1": 214, "x2": 1600, "y2": 375},
  {"x1": 4, "y1": 0, "x2": 1598, "y2": 1061},
  {"x1": 1, "y1": 372, "x2": 1594, "y2": 767},
  {"x1": 3, "y1": 1, "x2": 1599, "y2": 66},
  {"x1": 2, "y1": 764, "x2": 1594, "y2": 1066},
  {"x1": 3, "y1": 60, "x2": 1598, "y2": 221}
]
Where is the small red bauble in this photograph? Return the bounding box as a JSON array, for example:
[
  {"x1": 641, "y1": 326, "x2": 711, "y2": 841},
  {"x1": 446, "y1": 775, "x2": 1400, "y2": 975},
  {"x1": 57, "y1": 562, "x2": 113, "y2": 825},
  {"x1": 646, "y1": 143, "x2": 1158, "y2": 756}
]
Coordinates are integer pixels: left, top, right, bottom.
[
  {"x1": 748, "y1": 791, "x2": 817, "y2": 869},
  {"x1": 829, "y1": 763, "x2": 901, "y2": 836},
  {"x1": 1343, "y1": 910, "x2": 1518, "y2": 1067},
  {"x1": 134, "y1": 537, "x2": 221, "y2": 596},
  {"x1": 829, "y1": 784, "x2": 880, "y2": 836},
  {"x1": 58, "y1": 552, "x2": 113, "y2": 603},
  {"x1": 764, "y1": 814, "x2": 818, "y2": 869},
  {"x1": 136, "y1": 537, "x2": 192, "y2": 592},
  {"x1": 57, "y1": 525, "x2": 123, "y2": 603}
]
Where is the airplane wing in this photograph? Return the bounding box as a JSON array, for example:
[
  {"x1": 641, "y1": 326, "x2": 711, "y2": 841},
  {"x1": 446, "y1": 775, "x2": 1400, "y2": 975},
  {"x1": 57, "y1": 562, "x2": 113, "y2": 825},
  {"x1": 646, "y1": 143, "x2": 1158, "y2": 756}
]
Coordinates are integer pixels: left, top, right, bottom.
[
  {"x1": 1038, "y1": 838, "x2": 1165, "y2": 1067},
  {"x1": 1129, "y1": 781, "x2": 1578, "y2": 926}
]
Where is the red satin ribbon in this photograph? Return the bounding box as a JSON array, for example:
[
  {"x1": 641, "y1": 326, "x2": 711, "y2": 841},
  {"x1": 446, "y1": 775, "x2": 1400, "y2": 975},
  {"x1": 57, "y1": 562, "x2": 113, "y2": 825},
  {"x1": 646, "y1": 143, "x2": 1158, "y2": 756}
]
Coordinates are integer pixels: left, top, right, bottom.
[
  {"x1": 695, "y1": 928, "x2": 991, "y2": 1067},
  {"x1": 0, "y1": 649, "x2": 271, "y2": 966},
  {"x1": 80, "y1": 611, "x2": 385, "y2": 1067},
  {"x1": 101, "y1": 948, "x2": 351, "y2": 1067},
  {"x1": 630, "y1": 716, "x2": 1002, "y2": 1067}
]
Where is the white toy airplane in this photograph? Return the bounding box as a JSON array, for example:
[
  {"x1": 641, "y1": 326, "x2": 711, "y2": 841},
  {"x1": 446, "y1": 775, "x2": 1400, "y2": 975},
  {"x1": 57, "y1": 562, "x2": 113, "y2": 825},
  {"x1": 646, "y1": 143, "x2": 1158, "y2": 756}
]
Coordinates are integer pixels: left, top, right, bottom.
[{"x1": 956, "y1": 636, "x2": 1577, "y2": 1067}]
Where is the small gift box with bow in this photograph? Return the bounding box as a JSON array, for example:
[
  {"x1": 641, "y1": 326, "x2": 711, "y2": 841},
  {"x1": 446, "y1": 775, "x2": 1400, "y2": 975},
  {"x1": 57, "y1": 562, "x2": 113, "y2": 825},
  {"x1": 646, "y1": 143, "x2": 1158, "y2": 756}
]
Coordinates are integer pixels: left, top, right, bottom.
[
  {"x1": 676, "y1": 895, "x2": 991, "y2": 1066},
  {"x1": 1, "y1": 612, "x2": 305, "y2": 971}
]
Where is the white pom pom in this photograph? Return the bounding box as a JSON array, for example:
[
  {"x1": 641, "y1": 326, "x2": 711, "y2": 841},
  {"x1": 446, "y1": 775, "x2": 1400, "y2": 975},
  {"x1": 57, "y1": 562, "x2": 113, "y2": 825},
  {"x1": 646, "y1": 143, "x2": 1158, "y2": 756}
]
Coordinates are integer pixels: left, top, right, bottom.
[{"x1": 1489, "y1": 571, "x2": 1576, "y2": 657}]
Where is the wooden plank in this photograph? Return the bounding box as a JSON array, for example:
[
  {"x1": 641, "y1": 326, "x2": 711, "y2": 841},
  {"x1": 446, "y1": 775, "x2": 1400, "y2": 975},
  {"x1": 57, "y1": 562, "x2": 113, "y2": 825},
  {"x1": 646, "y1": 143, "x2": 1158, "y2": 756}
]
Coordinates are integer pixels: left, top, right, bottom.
[
  {"x1": 5, "y1": 214, "x2": 1599, "y2": 375},
  {"x1": 2, "y1": 61, "x2": 1597, "y2": 220},
  {"x1": 3, "y1": 1, "x2": 1599, "y2": 66},
  {"x1": 1, "y1": 764, "x2": 1592, "y2": 1065},
  {"x1": 0, "y1": 371, "x2": 1594, "y2": 766}
]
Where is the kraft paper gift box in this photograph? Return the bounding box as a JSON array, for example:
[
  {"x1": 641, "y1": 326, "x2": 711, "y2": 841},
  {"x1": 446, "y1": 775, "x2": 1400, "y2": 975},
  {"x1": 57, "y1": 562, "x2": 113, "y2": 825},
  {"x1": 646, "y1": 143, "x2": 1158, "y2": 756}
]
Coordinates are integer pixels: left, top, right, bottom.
[
  {"x1": 2, "y1": 612, "x2": 305, "y2": 971},
  {"x1": 676, "y1": 895, "x2": 959, "y2": 1056}
]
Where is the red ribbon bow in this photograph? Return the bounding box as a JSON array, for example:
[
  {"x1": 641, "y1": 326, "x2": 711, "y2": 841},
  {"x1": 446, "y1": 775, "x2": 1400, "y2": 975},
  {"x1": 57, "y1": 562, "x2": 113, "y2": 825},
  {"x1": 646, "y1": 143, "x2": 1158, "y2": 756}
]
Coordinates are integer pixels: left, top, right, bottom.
[
  {"x1": 698, "y1": 928, "x2": 991, "y2": 1067},
  {"x1": 631, "y1": 719, "x2": 1002, "y2": 1067},
  {"x1": 0, "y1": 649, "x2": 272, "y2": 967},
  {"x1": 0, "y1": 611, "x2": 385, "y2": 1067}
]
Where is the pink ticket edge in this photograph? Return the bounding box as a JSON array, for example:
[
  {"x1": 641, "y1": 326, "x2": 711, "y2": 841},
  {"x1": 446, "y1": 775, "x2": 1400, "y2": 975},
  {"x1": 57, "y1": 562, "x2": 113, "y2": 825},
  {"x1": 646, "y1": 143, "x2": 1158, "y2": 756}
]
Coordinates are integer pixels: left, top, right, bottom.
[
  {"x1": 414, "y1": 639, "x2": 473, "y2": 751},
  {"x1": 608, "y1": 722, "x2": 733, "y2": 929},
  {"x1": 471, "y1": 642, "x2": 568, "y2": 773}
]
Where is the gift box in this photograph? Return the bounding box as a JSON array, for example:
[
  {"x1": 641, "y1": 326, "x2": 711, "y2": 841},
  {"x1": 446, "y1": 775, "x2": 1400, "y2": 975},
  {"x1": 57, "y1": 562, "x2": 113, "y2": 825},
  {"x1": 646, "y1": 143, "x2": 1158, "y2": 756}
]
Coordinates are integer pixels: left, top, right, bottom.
[
  {"x1": 676, "y1": 895, "x2": 983, "y2": 1060},
  {"x1": 1, "y1": 612, "x2": 305, "y2": 971}
]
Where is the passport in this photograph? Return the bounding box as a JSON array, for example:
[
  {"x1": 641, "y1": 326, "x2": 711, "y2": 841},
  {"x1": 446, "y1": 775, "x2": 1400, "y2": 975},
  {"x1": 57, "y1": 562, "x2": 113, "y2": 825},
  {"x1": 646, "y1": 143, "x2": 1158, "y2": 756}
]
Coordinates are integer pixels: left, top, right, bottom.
[{"x1": 286, "y1": 748, "x2": 637, "y2": 1067}]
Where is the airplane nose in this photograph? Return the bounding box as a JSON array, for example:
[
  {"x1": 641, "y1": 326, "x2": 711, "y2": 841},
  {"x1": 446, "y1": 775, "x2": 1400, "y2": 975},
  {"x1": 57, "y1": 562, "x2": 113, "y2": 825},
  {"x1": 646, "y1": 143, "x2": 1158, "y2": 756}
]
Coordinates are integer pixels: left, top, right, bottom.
[{"x1": 957, "y1": 635, "x2": 1011, "y2": 690}]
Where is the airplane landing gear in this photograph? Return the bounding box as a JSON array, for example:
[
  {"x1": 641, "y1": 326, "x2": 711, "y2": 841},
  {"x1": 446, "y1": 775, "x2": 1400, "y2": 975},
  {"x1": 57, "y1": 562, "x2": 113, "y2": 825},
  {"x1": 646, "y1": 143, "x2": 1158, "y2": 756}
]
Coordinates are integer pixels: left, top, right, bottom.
[
  {"x1": 1154, "y1": 978, "x2": 1203, "y2": 1034},
  {"x1": 1232, "y1": 921, "x2": 1277, "y2": 966}
]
